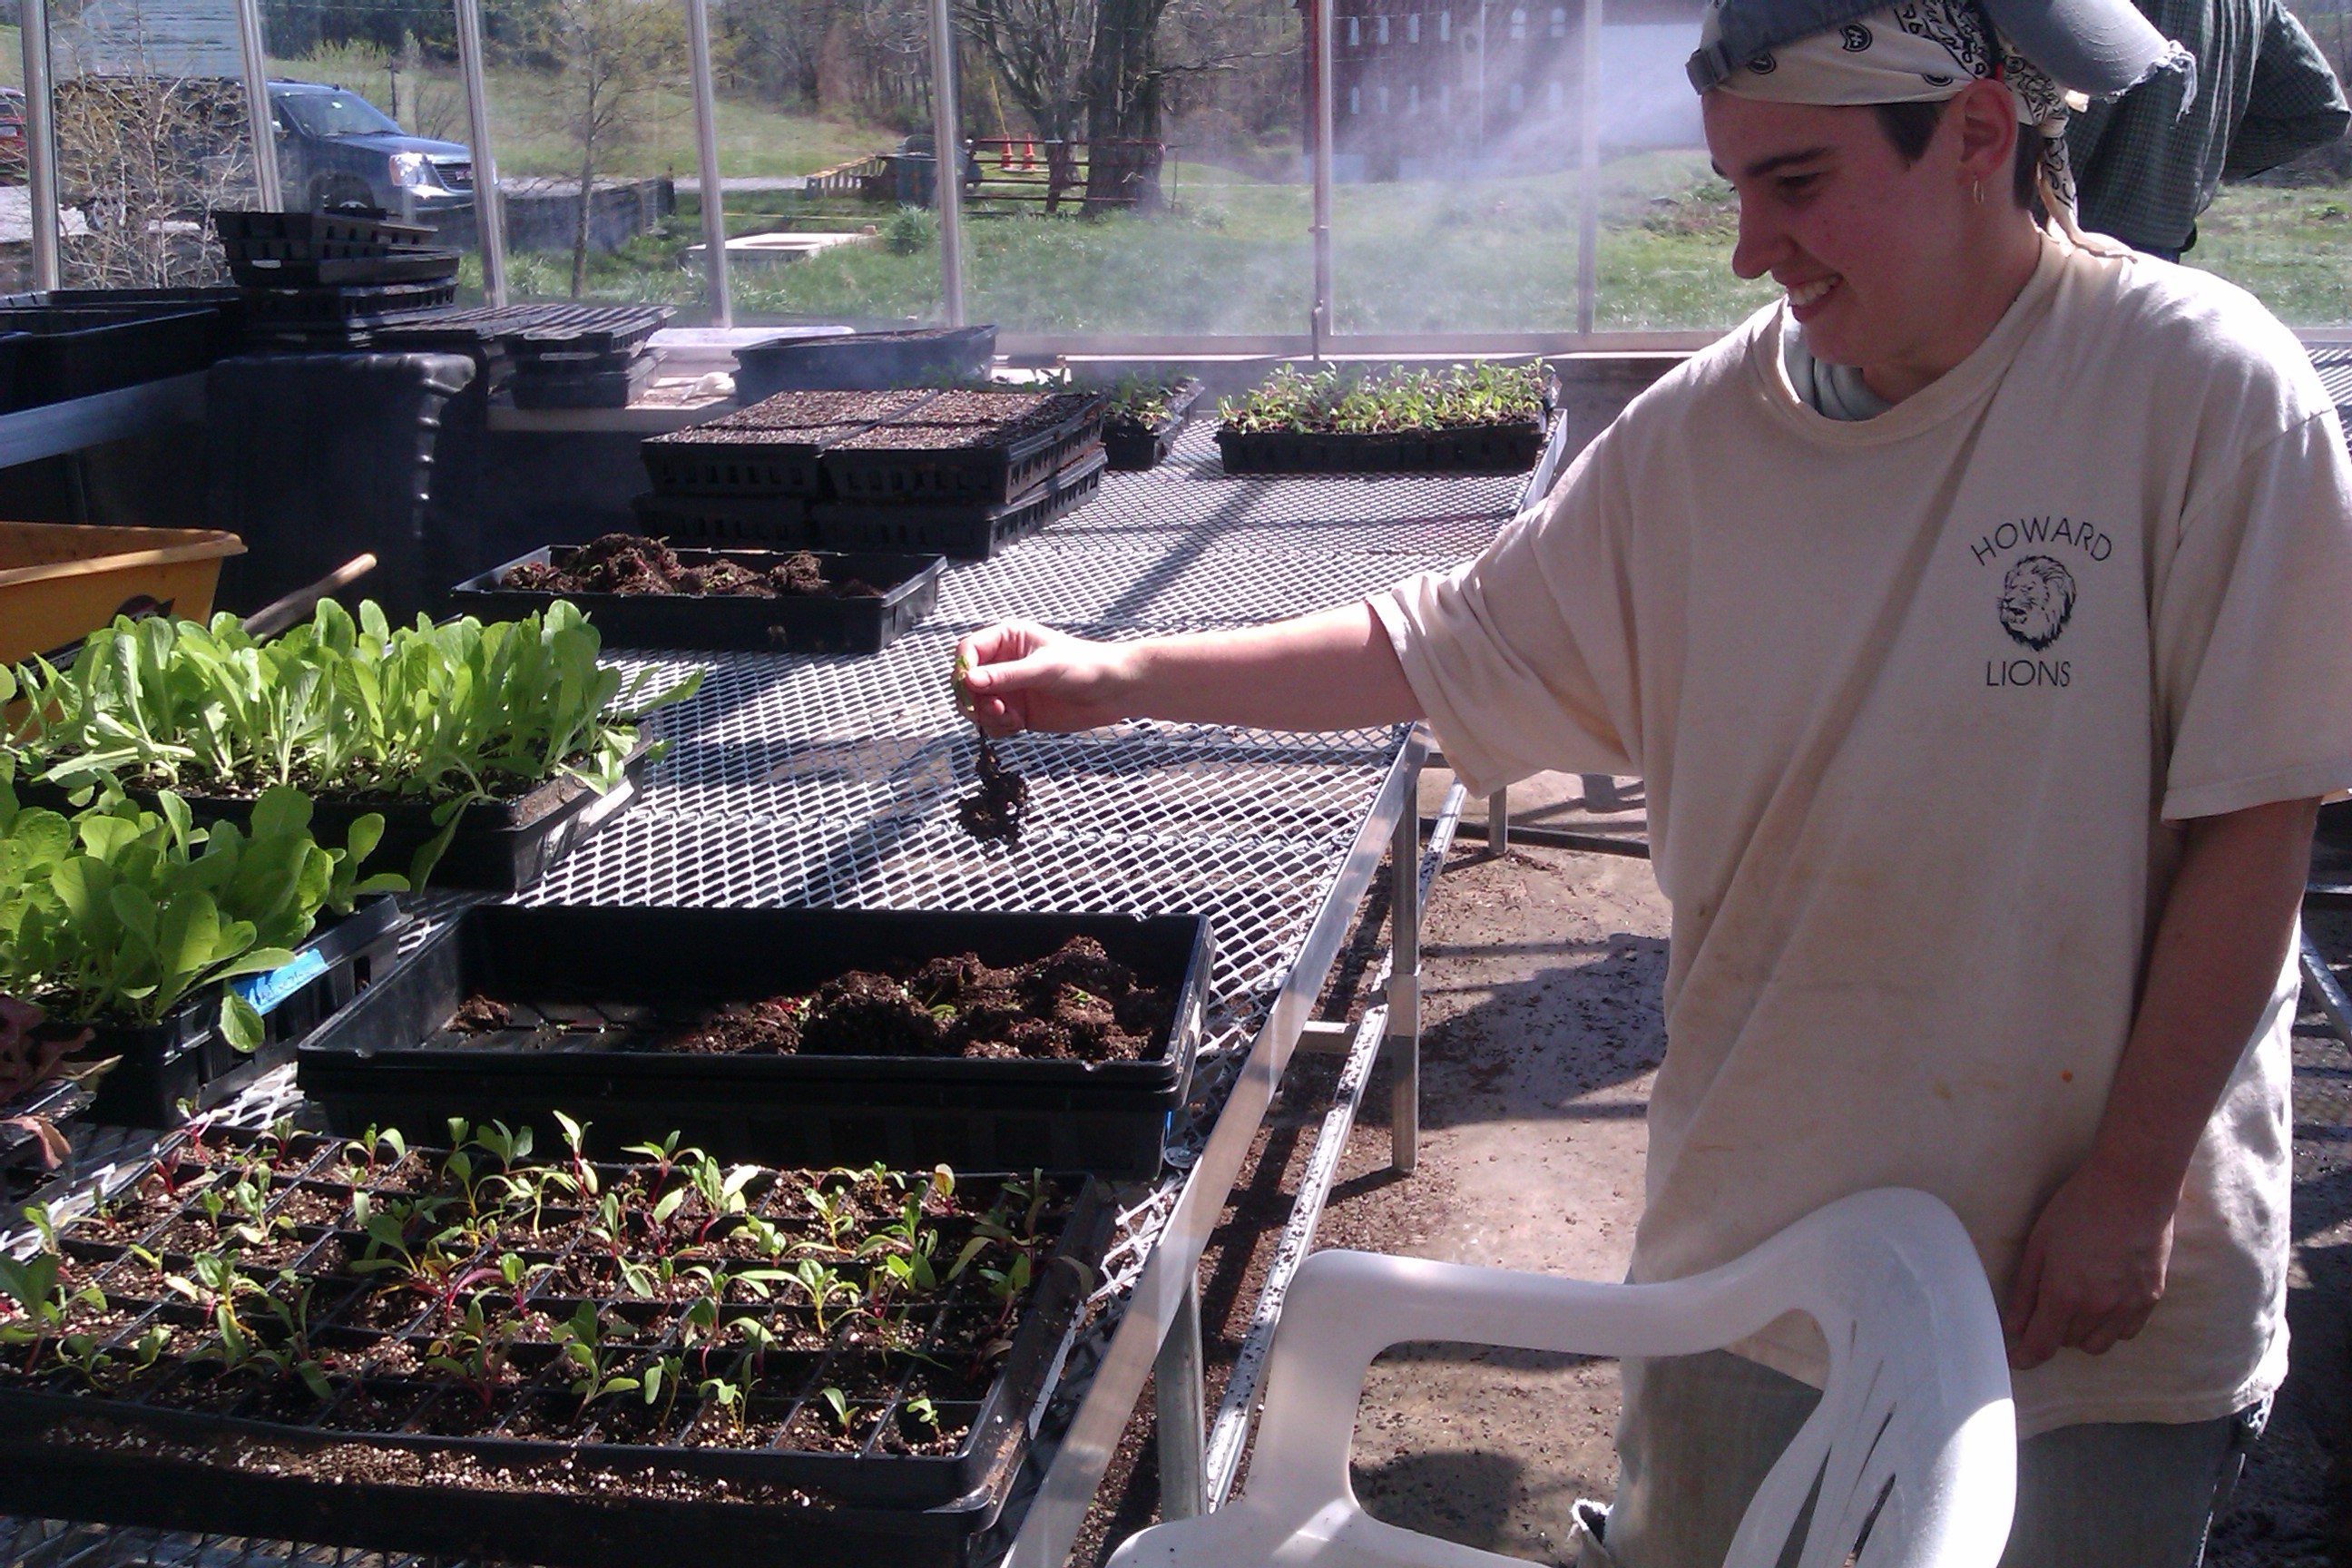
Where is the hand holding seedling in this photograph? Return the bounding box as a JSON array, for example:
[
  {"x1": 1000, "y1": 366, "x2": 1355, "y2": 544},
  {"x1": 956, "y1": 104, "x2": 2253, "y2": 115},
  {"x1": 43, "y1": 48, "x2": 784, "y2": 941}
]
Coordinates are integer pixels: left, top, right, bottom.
[{"x1": 953, "y1": 607, "x2": 1422, "y2": 740}]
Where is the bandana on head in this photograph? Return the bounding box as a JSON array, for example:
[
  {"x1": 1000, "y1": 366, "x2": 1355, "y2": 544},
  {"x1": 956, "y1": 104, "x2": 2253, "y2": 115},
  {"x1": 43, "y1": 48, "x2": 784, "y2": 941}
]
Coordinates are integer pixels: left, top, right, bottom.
[{"x1": 1700, "y1": 0, "x2": 2140, "y2": 242}]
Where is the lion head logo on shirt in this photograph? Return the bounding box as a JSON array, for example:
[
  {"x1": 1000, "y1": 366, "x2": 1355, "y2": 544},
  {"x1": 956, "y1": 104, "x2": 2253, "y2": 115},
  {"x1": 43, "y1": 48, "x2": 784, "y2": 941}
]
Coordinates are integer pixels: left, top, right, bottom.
[{"x1": 1998, "y1": 555, "x2": 2077, "y2": 651}]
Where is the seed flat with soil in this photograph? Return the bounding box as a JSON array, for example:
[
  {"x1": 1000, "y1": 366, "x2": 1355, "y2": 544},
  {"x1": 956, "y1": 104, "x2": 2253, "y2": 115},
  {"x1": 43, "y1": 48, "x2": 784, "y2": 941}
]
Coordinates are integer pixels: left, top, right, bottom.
[{"x1": 498, "y1": 534, "x2": 883, "y2": 600}]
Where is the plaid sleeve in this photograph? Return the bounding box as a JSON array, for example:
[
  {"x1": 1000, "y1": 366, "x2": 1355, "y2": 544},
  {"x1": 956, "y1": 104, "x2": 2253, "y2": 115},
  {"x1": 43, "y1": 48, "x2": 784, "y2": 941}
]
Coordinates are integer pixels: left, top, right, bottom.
[{"x1": 2223, "y1": 0, "x2": 2350, "y2": 178}]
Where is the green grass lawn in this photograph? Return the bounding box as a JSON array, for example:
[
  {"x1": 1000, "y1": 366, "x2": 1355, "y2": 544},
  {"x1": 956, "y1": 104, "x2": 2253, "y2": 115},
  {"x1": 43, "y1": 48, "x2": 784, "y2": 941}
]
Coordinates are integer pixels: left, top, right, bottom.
[
  {"x1": 518, "y1": 152, "x2": 1781, "y2": 331},
  {"x1": 2186, "y1": 183, "x2": 2352, "y2": 327}
]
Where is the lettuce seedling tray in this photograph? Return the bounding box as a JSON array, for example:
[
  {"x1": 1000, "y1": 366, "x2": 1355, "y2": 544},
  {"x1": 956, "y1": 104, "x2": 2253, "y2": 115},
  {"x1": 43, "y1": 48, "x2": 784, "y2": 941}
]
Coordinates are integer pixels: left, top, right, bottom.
[
  {"x1": 297, "y1": 905, "x2": 1211, "y2": 1177},
  {"x1": 64, "y1": 894, "x2": 408, "y2": 1127},
  {"x1": 22, "y1": 749, "x2": 647, "y2": 896},
  {"x1": 821, "y1": 390, "x2": 1108, "y2": 507},
  {"x1": 1102, "y1": 379, "x2": 1203, "y2": 471},
  {"x1": 1215, "y1": 415, "x2": 1550, "y2": 475},
  {"x1": 0, "y1": 1122, "x2": 1112, "y2": 1568},
  {"x1": 813, "y1": 449, "x2": 1107, "y2": 561},
  {"x1": 451, "y1": 546, "x2": 946, "y2": 655}
]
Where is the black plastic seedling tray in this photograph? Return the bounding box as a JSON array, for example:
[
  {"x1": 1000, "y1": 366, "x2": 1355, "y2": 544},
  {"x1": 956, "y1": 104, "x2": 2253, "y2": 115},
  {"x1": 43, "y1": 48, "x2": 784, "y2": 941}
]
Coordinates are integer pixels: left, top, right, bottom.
[
  {"x1": 0, "y1": 304, "x2": 228, "y2": 411},
  {"x1": 213, "y1": 210, "x2": 436, "y2": 254},
  {"x1": 21, "y1": 749, "x2": 648, "y2": 895},
  {"x1": 732, "y1": 325, "x2": 996, "y2": 400},
  {"x1": 641, "y1": 390, "x2": 935, "y2": 500},
  {"x1": 64, "y1": 895, "x2": 407, "y2": 1127},
  {"x1": 225, "y1": 249, "x2": 461, "y2": 289},
  {"x1": 452, "y1": 547, "x2": 946, "y2": 654},
  {"x1": 1216, "y1": 416, "x2": 1550, "y2": 475},
  {"x1": 813, "y1": 448, "x2": 1107, "y2": 560},
  {"x1": 242, "y1": 280, "x2": 461, "y2": 327},
  {"x1": 1102, "y1": 380, "x2": 1203, "y2": 471},
  {"x1": 632, "y1": 490, "x2": 818, "y2": 547},
  {"x1": 298, "y1": 905, "x2": 1212, "y2": 1177},
  {"x1": 822, "y1": 390, "x2": 1108, "y2": 507},
  {"x1": 510, "y1": 353, "x2": 654, "y2": 410},
  {"x1": 0, "y1": 1127, "x2": 1114, "y2": 1568}
]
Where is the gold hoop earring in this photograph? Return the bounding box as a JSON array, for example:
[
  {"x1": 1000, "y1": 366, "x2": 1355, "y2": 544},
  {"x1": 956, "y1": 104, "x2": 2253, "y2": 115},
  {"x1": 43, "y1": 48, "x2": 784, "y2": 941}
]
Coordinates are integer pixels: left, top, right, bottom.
[{"x1": 1973, "y1": 180, "x2": 1984, "y2": 206}]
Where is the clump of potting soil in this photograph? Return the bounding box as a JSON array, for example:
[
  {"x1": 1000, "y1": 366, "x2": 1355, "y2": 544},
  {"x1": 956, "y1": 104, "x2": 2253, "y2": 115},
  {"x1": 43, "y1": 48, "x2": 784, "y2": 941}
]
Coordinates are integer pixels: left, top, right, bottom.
[
  {"x1": 450, "y1": 995, "x2": 512, "y2": 1032},
  {"x1": 657, "y1": 936, "x2": 1168, "y2": 1063},
  {"x1": 956, "y1": 736, "x2": 1029, "y2": 848},
  {"x1": 500, "y1": 534, "x2": 881, "y2": 600}
]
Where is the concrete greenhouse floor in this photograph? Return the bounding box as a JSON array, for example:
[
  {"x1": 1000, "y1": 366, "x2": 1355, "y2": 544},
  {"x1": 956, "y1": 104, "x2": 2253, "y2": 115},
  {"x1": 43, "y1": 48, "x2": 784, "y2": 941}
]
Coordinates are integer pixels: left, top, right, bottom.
[{"x1": 1076, "y1": 769, "x2": 2352, "y2": 1566}]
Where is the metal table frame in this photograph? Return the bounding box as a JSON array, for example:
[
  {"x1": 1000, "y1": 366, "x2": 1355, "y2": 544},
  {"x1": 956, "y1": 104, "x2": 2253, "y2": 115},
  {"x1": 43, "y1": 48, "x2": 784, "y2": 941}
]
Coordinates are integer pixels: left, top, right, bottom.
[{"x1": 1, "y1": 416, "x2": 1566, "y2": 1568}]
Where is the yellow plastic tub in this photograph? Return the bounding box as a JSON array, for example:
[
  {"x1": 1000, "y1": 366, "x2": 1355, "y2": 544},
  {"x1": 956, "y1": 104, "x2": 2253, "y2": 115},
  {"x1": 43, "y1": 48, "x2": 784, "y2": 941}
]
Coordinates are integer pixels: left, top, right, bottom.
[{"x1": 0, "y1": 522, "x2": 245, "y2": 664}]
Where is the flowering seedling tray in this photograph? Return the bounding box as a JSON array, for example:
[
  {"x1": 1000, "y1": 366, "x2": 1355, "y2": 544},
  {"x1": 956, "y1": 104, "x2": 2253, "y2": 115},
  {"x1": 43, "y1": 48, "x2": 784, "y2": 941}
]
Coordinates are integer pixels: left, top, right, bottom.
[
  {"x1": 641, "y1": 390, "x2": 935, "y2": 500},
  {"x1": 0, "y1": 1122, "x2": 1112, "y2": 1568},
  {"x1": 1102, "y1": 379, "x2": 1203, "y2": 472},
  {"x1": 297, "y1": 904, "x2": 1211, "y2": 1178},
  {"x1": 820, "y1": 390, "x2": 1108, "y2": 508},
  {"x1": 1215, "y1": 415, "x2": 1550, "y2": 475},
  {"x1": 60, "y1": 895, "x2": 408, "y2": 1128},
  {"x1": 813, "y1": 449, "x2": 1107, "y2": 561},
  {"x1": 452, "y1": 545, "x2": 946, "y2": 655}
]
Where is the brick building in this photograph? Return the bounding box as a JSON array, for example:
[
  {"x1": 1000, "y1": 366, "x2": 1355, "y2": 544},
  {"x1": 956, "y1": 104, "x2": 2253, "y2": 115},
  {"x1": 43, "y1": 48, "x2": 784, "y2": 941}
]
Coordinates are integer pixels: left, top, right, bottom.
[{"x1": 1318, "y1": 0, "x2": 1704, "y2": 176}]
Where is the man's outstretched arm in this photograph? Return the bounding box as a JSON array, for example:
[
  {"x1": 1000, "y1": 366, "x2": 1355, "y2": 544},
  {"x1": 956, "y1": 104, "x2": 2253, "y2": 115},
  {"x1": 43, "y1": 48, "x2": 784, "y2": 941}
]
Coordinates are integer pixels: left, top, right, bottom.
[
  {"x1": 2005, "y1": 795, "x2": 2318, "y2": 1368},
  {"x1": 955, "y1": 603, "x2": 1424, "y2": 736}
]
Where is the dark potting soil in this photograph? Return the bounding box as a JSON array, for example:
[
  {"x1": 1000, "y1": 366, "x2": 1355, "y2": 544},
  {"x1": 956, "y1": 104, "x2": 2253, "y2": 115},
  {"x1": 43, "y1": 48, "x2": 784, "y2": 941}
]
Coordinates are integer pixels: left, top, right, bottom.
[
  {"x1": 956, "y1": 736, "x2": 1027, "y2": 848},
  {"x1": 447, "y1": 936, "x2": 1168, "y2": 1065},
  {"x1": 833, "y1": 390, "x2": 1085, "y2": 452},
  {"x1": 40, "y1": 1416, "x2": 829, "y2": 1505},
  {"x1": 498, "y1": 534, "x2": 881, "y2": 601},
  {"x1": 713, "y1": 388, "x2": 919, "y2": 432}
]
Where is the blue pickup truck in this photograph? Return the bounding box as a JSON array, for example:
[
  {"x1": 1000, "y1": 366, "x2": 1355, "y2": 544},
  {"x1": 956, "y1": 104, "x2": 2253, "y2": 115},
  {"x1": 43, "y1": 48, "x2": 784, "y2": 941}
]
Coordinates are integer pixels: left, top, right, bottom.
[{"x1": 270, "y1": 80, "x2": 474, "y2": 218}]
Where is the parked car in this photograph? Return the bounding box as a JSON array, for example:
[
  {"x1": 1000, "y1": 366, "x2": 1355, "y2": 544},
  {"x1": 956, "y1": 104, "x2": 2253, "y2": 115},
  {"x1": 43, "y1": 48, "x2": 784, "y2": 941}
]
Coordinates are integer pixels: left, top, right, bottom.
[
  {"x1": 0, "y1": 89, "x2": 26, "y2": 182},
  {"x1": 269, "y1": 80, "x2": 472, "y2": 218}
]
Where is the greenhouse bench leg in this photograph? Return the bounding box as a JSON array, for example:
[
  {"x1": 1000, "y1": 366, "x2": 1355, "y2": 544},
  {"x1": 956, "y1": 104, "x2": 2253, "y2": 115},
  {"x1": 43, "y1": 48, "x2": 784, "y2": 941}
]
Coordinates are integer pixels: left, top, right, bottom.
[
  {"x1": 1156, "y1": 1271, "x2": 1208, "y2": 1519},
  {"x1": 1388, "y1": 789, "x2": 1422, "y2": 1176}
]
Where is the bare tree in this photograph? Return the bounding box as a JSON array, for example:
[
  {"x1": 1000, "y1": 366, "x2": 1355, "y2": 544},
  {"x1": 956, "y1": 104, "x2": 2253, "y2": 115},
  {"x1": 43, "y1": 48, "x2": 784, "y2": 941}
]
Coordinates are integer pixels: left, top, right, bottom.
[
  {"x1": 53, "y1": 74, "x2": 247, "y2": 287},
  {"x1": 957, "y1": 0, "x2": 1090, "y2": 203},
  {"x1": 533, "y1": 0, "x2": 682, "y2": 296}
]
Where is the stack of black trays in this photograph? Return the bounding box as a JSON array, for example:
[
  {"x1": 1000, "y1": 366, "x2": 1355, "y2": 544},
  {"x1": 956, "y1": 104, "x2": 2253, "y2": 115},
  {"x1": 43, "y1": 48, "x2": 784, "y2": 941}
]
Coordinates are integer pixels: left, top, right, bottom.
[
  {"x1": 0, "y1": 288, "x2": 240, "y2": 411},
  {"x1": 637, "y1": 387, "x2": 1110, "y2": 561},
  {"x1": 216, "y1": 211, "x2": 461, "y2": 348},
  {"x1": 371, "y1": 303, "x2": 673, "y2": 408}
]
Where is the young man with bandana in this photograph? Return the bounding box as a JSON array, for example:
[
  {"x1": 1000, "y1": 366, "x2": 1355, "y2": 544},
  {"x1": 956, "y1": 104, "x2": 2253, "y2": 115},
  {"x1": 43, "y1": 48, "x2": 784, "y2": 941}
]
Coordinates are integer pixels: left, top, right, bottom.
[{"x1": 956, "y1": 0, "x2": 2352, "y2": 1559}]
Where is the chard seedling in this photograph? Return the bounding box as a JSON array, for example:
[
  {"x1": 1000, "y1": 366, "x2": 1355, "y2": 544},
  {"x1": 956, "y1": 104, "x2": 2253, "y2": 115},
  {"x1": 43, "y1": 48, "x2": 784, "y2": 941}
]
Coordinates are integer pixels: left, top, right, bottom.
[
  {"x1": 680, "y1": 1150, "x2": 760, "y2": 1248},
  {"x1": 551, "y1": 1112, "x2": 598, "y2": 1202},
  {"x1": 426, "y1": 1295, "x2": 516, "y2": 1412},
  {"x1": 0, "y1": 1220, "x2": 105, "y2": 1370},
  {"x1": 340, "y1": 1123, "x2": 407, "y2": 1185},
  {"x1": 622, "y1": 1132, "x2": 691, "y2": 1196},
  {"x1": 903, "y1": 1393, "x2": 941, "y2": 1434},
  {"x1": 549, "y1": 1301, "x2": 640, "y2": 1416},
  {"x1": 818, "y1": 1385, "x2": 854, "y2": 1436},
  {"x1": 700, "y1": 1374, "x2": 748, "y2": 1436},
  {"x1": 789, "y1": 1258, "x2": 859, "y2": 1339}
]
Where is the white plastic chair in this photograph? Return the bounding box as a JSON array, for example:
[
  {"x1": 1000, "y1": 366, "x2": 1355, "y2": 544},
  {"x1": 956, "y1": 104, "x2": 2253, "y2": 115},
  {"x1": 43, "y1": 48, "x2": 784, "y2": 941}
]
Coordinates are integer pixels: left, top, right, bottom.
[{"x1": 1110, "y1": 1189, "x2": 2014, "y2": 1568}]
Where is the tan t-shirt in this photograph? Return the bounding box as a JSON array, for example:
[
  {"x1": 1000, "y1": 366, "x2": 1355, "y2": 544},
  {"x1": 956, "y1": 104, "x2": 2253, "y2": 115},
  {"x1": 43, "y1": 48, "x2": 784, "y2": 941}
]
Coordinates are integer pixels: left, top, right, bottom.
[{"x1": 1371, "y1": 232, "x2": 2352, "y2": 1436}]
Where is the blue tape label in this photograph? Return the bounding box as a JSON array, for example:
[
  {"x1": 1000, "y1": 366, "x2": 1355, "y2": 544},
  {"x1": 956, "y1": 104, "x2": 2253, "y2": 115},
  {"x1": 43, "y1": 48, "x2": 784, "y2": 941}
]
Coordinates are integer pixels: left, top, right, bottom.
[{"x1": 231, "y1": 949, "x2": 328, "y2": 1017}]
